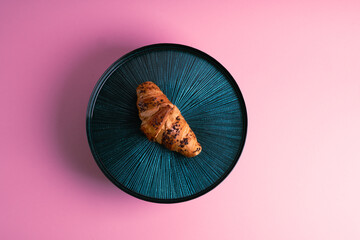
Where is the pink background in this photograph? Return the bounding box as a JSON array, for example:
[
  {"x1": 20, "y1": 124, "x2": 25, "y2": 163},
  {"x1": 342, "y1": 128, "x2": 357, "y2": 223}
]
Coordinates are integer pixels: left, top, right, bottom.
[{"x1": 1, "y1": 0, "x2": 360, "y2": 239}]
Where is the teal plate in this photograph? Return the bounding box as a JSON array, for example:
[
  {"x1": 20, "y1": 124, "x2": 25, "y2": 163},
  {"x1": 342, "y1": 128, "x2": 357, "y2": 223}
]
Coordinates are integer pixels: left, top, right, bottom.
[{"x1": 86, "y1": 43, "x2": 247, "y2": 203}]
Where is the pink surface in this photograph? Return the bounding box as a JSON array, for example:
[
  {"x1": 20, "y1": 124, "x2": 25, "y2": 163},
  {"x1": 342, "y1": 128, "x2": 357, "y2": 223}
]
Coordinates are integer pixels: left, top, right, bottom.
[{"x1": 1, "y1": 0, "x2": 360, "y2": 239}]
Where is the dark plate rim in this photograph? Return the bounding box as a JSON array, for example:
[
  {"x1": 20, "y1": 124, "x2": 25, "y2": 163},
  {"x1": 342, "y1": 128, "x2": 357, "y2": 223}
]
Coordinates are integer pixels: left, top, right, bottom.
[{"x1": 86, "y1": 43, "x2": 248, "y2": 203}]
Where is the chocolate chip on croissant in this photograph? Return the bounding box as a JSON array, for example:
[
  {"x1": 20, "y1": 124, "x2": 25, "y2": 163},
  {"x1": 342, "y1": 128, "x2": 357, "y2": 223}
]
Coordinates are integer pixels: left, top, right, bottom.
[{"x1": 136, "y1": 81, "x2": 202, "y2": 157}]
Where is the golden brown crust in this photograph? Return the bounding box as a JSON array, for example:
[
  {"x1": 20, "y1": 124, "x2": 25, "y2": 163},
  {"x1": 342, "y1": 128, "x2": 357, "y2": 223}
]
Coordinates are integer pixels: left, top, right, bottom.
[{"x1": 136, "y1": 81, "x2": 202, "y2": 157}]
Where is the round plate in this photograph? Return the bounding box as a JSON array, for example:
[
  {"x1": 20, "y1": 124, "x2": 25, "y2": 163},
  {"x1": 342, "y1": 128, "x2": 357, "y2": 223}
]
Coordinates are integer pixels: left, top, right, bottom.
[{"x1": 86, "y1": 43, "x2": 247, "y2": 203}]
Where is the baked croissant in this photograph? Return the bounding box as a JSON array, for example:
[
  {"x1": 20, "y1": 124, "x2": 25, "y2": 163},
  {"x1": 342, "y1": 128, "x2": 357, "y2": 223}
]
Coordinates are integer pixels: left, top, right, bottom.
[{"x1": 136, "y1": 81, "x2": 202, "y2": 157}]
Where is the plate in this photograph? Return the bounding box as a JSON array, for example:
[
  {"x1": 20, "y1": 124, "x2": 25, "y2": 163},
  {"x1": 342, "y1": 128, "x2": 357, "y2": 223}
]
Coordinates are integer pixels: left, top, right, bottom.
[{"x1": 86, "y1": 43, "x2": 247, "y2": 203}]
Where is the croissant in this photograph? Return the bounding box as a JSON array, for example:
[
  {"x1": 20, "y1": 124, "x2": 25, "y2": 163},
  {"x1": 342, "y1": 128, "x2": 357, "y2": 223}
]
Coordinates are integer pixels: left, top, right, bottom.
[{"x1": 136, "y1": 81, "x2": 202, "y2": 157}]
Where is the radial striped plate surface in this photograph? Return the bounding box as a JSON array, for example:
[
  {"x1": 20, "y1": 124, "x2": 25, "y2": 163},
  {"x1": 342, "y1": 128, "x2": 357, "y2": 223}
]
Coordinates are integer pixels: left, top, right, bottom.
[{"x1": 86, "y1": 43, "x2": 247, "y2": 203}]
